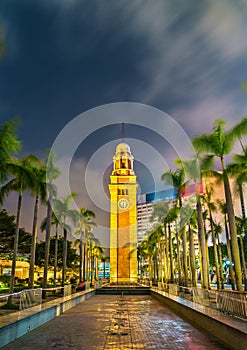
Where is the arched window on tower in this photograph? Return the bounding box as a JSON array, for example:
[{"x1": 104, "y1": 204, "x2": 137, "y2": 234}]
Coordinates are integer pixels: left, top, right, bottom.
[{"x1": 120, "y1": 158, "x2": 126, "y2": 168}]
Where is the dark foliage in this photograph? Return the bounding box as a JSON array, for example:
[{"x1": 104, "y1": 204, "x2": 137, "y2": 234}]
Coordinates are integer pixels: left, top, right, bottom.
[
  {"x1": 0, "y1": 209, "x2": 31, "y2": 255},
  {"x1": 35, "y1": 236, "x2": 79, "y2": 268}
]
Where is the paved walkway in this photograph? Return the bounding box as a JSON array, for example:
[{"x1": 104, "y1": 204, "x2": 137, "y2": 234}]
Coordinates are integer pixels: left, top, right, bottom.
[{"x1": 2, "y1": 294, "x2": 232, "y2": 350}]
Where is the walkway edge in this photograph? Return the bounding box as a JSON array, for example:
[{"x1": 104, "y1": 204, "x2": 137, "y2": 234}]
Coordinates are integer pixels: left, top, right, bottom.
[
  {"x1": 0, "y1": 290, "x2": 95, "y2": 348},
  {"x1": 151, "y1": 289, "x2": 247, "y2": 350}
]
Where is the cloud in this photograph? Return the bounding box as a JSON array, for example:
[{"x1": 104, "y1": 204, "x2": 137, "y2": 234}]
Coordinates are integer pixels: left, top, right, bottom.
[
  {"x1": 91, "y1": 1, "x2": 247, "y2": 108},
  {"x1": 199, "y1": 0, "x2": 247, "y2": 61},
  {"x1": 170, "y1": 94, "x2": 238, "y2": 136}
]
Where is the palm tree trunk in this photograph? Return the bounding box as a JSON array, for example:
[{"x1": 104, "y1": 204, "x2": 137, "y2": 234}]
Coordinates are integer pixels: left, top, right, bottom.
[
  {"x1": 188, "y1": 223, "x2": 197, "y2": 287},
  {"x1": 164, "y1": 224, "x2": 169, "y2": 284},
  {"x1": 159, "y1": 242, "x2": 163, "y2": 283},
  {"x1": 95, "y1": 256, "x2": 98, "y2": 280},
  {"x1": 28, "y1": 195, "x2": 39, "y2": 289},
  {"x1": 223, "y1": 170, "x2": 243, "y2": 290},
  {"x1": 203, "y1": 216, "x2": 210, "y2": 287},
  {"x1": 210, "y1": 216, "x2": 220, "y2": 290},
  {"x1": 239, "y1": 235, "x2": 247, "y2": 291},
  {"x1": 175, "y1": 227, "x2": 182, "y2": 285},
  {"x1": 196, "y1": 196, "x2": 209, "y2": 289},
  {"x1": 53, "y1": 223, "x2": 58, "y2": 289},
  {"x1": 79, "y1": 236, "x2": 83, "y2": 282},
  {"x1": 87, "y1": 246, "x2": 90, "y2": 281},
  {"x1": 90, "y1": 248, "x2": 94, "y2": 284},
  {"x1": 239, "y1": 183, "x2": 246, "y2": 220},
  {"x1": 161, "y1": 243, "x2": 167, "y2": 285},
  {"x1": 239, "y1": 183, "x2": 247, "y2": 276},
  {"x1": 8, "y1": 193, "x2": 22, "y2": 304},
  {"x1": 62, "y1": 228, "x2": 67, "y2": 287},
  {"x1": 168, "y1": 224, "x2": 174, "y2": 283},
  {"x1": 155, "y1": 250, "x2": 158, "y2": 283},
  {"x1": 217, "y1": 239, "x2": 225, "y2": 289},
  {"x1": 181, "y1": 226, "x2": 188, "y2": 286},
  {"x1": 83, "y1": 242, "x2": 86, "y2": 281},
  {"x1": 224, "y1": 215, "x2": 236, "y2": 290},
  {"x1": 42, "y1": 197, "x2": 52, "y2": 298},
  {"x1": 148, "y1": 254, "x2": 152, "y2": 285}
]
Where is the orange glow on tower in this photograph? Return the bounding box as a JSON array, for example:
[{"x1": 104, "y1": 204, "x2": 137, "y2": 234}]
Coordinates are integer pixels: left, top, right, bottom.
[{"x1": 109, "y1": 142, "x2": 138, "y2": 283}]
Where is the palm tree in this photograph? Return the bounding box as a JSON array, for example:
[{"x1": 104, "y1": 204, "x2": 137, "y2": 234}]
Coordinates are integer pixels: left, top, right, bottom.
[
  {"x1": 228, "y1": 146, "x2": 247, "y2": 221},
  {"x1": 90, "y1": 237, "x2": 103, "y2": 282},
  {"x1": 100, "y1": 255, "x2": 109, "y2": 279},
  {"x1": 42, "y1": 154, "x2": 60, "y2": 296},
  {"x1": 150, "y1": 201, "x2": 170, "y2": 284},
  {"x1": 40, "y1": 211, "x2": 60, "y2": 288},
  {"x1": 188, "y1": 210, "x2": 198, "y2": 287},
  {"x1": 181, "y1": 157, "x2": 210, "y2": 289},
  {"x1": 28, "y1": 161, "x2": 47, "y2": 289},
  {"x1": 137, "y1": 243, "x2": 148, "y2": 279},
  {"x1": 165, "y1": 206, "x2": 178, "y2": 283},
  {"x1": 202, "y1": 184, "x2": 221, "y2": 289},
  {"x1": 217, "y1": 200, "x2": 236, "y2": 290},
  {"x1": 193, "y1": 119, "x2": 243, "y2": 290},
  {"x1": 0, "y1": 154, "x2": 39, "y2": 300},
  {"x1": 85, "y1": 229, "x2": 97, "y2": 282},
  {"x1": 179, "y1": 204, "x2": 198, "y2": 287},
  {"x1": 174, "y1": 215, "x2": 182, "y2": 285},
  {"x1": 235, "y1": 216, "x2": 247, "y2": 291},
  {"x1": 214, "y1": 222, "x2": 225, "y2": 288},
  {"x1": 0, "y1": 118, "x2": 21, "y2": 183},
  {"x1": 52, "y1": 194, "x2": 78, "y2": 287},
  {"x1": 162, "y1": 167, "x2": 189, "y2": 286},
  {"x1": 142, "y1": 226, "x2": 163, "y2": 284},
  {"x1": 230, "y1": 117, "x2": 247, "y2": 242},
  {"x1": 73, "y1": 208, "x2": 96, "y2": 282}
]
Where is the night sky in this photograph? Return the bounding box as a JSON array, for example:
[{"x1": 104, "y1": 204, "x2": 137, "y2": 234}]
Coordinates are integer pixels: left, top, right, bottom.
[{"x1": 1, "y1": 1, "x2": 247, "y2": 246}]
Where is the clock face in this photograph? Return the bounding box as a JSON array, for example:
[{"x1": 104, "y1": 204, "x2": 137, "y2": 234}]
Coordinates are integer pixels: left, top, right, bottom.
[{"x1": 118, "y1": 198, "x2": 129, "y2": 210}]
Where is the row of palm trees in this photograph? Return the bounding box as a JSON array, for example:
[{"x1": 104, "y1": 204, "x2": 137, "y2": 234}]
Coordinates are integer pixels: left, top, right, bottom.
[
  {"x1": 138, "y1": 118, "x2": 247, "y2": 291},
  {"x1": 1, "y1": 117, "x2": 247, "y2": 294},
  {"x1": 0, "y1": 119, "x2": 103, "y2": 301}
]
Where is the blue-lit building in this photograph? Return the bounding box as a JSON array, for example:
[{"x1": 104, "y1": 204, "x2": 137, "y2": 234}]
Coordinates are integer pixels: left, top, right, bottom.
[
  {"x1": 137, "y1": 184, "x2": 202, "y2": 243},
  {"x1": 137, "y1": 188, "x2": 178, "y2": 243}
]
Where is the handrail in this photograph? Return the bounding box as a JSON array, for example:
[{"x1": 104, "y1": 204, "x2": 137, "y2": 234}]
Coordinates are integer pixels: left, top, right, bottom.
[{"x1": 155, "y1": 283, "x2": 247, "y2": 319}]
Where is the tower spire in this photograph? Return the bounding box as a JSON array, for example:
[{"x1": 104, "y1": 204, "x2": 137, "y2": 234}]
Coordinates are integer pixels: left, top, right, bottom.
[{"x1": 121, "y1": 122, "x2": 125, "y2": 143}]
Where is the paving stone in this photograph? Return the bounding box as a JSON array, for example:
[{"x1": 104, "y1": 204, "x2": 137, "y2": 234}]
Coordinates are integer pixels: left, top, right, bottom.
[{"x1": 1, "y1": 295, "x2": 232, "y2": 350}]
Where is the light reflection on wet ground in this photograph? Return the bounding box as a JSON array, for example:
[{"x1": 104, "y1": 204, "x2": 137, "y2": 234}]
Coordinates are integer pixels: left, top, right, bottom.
[{"x1": 2, "y1": 295, "x2": 232, "y2": 350}]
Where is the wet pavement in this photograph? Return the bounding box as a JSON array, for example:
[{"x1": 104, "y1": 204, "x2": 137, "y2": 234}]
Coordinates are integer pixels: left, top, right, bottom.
[{"x1": 2, "y1": 294, "x2": 232, "y2": 349}]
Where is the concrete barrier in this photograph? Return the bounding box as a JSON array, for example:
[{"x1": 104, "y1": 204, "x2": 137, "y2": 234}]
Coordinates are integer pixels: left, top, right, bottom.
[
  {"x1": 168, "y1": 283, "x2": 178, "y2": 296},
  {"x1": 0, "y1": 289, "x2": 95, "y2": 348}
]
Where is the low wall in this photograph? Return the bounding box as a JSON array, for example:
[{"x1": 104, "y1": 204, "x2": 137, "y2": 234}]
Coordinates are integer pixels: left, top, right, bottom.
[
  {"x1": 0, "y1": 289, "x2": 95, "y2": 348},
  {"x1": 151, "y1": 289, "x2": 247, "y2": 350}
]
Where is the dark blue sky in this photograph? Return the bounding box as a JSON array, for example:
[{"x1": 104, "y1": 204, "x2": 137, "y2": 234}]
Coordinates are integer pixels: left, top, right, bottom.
[
  {"x1": 1, "y1": 1, "x2": 246, "y2": 155},
  {"x1": 1, "y1": 1, "x2": 247, "y2": 243}
]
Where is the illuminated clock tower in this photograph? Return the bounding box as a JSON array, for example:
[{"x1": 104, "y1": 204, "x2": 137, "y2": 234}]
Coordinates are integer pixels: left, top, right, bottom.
[{"x1": 109, "y1": 138, "x2": 138, "y2": 283}]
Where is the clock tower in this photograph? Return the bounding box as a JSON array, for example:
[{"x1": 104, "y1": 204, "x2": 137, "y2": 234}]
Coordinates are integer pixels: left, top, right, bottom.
[{"x1": 109, "y1": 141, "x2": 138, "y2": 283}]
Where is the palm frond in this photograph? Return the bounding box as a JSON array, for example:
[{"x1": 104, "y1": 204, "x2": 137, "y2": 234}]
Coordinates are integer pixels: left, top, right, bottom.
[
  {"x1": 200, "y1": 154, "x2": 215, "y2": 170},
  {"x1": 230, "y1": 117, "x2": 247, "y2": 140},
  {"x1": 45, "y1": 151, "x2": 61, "y2": 182},
  {"x1": 0, "y1": 178, "x2": 18, "y2": 204}
]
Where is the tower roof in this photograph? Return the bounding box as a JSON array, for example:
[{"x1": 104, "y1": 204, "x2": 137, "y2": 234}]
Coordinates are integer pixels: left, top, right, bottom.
[
  {"x1": 112, "y1": 142, "x2": 135, "y2": 176},
  {"x1": 116, "y1": 142, "x2": 131, "y2": 155}
]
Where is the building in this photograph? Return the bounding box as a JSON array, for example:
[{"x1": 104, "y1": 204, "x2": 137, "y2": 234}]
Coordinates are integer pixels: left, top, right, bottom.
[
  {"x1": 108, "y1": 142, "x2": 138, "y2": 283},
  {"x1": 0, "y1": 258, "x2": 29, "y2": 280},
  {"x1": 137, "y1": 183, "x2": 203, "y2": 244},
  {"x1": 137, "y1": 188, "x2": 177, "y2": 243}
]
